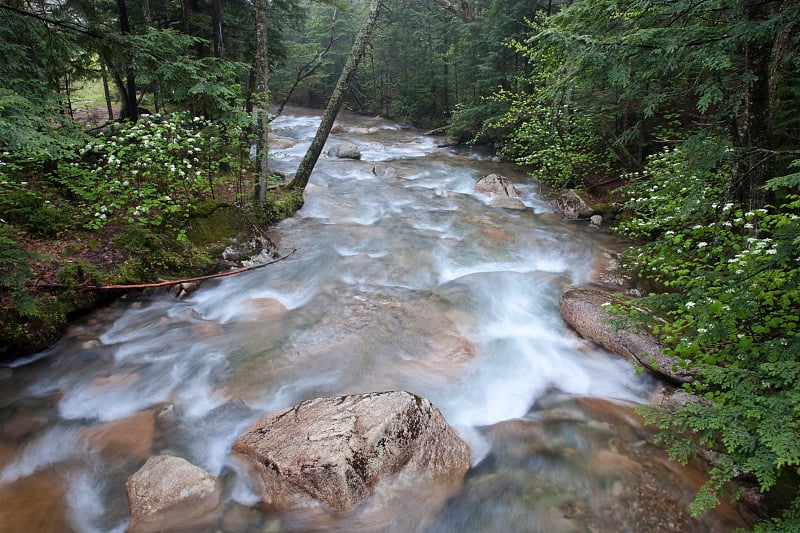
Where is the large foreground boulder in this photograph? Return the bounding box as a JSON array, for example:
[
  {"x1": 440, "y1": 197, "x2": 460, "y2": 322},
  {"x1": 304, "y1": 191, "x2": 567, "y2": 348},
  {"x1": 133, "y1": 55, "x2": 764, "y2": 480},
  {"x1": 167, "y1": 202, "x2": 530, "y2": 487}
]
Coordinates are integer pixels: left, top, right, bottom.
[
  {"x1": 232, "y1": 391, "x2": 471, "y2": 512},
  {"x1": 559, "y1": 286, "x2": 693, "y2": 384},
  {"x1": 125, "y1": 455, "x2": 222, "y2": 533}
]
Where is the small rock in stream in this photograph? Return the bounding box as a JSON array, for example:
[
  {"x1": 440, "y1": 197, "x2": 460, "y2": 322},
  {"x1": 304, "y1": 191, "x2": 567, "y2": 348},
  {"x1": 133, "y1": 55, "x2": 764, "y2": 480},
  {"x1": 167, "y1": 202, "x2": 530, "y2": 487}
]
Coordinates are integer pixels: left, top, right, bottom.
[{"x1": 126, "y1": 454, "x2": 222, "y2": 533}]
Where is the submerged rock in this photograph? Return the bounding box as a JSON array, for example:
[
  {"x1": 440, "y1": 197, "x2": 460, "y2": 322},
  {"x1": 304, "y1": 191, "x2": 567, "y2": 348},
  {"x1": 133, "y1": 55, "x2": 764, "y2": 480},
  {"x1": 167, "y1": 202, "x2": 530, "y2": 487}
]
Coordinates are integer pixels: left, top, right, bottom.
[
  {"x1": 490, "y1": 196, "x2": 527, "y2": 210},
  {"x1": 559, "y1": 286, "x2": 693, "y2": 384},
  {"x1": 0, "y1": 469, "x2": 72, "y2": 532},
  {"x1": 475, "y1": 174, "x2": 519, "y2": 198},
  {"x1": 80, "y1": 409, "x2": 155, "y2": 461},
  {"x1": 232, "y1": 391, "x2": 470, "y2": 512},
  {"x1": 125, "y1": 455, "x2": 222, "y2": 533}
]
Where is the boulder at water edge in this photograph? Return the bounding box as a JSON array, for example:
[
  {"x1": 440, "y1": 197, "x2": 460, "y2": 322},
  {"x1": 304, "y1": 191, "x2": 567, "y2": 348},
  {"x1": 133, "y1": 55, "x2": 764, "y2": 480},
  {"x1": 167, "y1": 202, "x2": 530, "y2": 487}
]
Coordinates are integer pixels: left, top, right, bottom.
[
  {"x1": 327, "y1": 142, "x2": 362, "y2": 159},
  {"x1": 555, "y1": 188, "x2": 594, "y2": 219},
  {"x1": 232, "y1": 391, "x2": 471, "y2": 512},
  {"x1": 125, "y1": 455, "x2": 222, "y2": 533},
  {"x1": 559, "y1": 286, "x2": 694, "y2": 384},
  {"x1": 475, "y1": 173, "x2": 519, "y2": 198}
]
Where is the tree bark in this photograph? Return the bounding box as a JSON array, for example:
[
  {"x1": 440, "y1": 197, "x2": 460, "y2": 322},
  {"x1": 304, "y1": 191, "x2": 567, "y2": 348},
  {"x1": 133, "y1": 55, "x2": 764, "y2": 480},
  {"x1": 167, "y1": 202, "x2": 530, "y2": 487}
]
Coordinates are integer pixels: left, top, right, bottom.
[
  {"x1": 253, "y1": 0, "x2": 270, "y2": 206},
  {"x1": 287, "y1": 0, "x2": 384, "y2": 191},
  {"x1": 141, "y1": 0, "x2": 164, "y2": 113},
  {"x1": 211, "y1": 0, "x2": 223, "y2": 59},
  {"x1": 100, "y1": 59, "x2": 114, "y2": 120},
  {"x1": 116, "y1": 0, "x2": 138, "y2": 122},
  {"x1": 727, "y1": 0, "x2": 774, "y2": 210}
]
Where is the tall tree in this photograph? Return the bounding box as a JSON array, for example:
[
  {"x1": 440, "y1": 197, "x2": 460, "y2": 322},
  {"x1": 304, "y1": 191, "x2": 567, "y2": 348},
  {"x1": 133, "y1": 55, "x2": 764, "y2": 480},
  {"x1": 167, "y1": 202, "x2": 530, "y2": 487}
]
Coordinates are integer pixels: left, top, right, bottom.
[
  {"x1": 211, "y1": 0, "x2": 224, "y2": 58},
  {"x1": 116, "y1": 0, "x2": 138, "y2": 121},
  {"x1": 253, "y1": 0, "x2": 270, "y2": 206},
  {"x1": 287, "y1": 0, "x2": 384, "y2": 191}
]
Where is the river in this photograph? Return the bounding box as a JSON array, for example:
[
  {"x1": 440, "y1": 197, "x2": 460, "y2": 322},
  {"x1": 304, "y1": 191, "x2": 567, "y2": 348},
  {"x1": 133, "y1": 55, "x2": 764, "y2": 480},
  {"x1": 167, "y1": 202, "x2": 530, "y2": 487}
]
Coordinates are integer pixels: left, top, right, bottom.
[{"x1": 0, "y1": 108, "x2": 753, "y2": 532}]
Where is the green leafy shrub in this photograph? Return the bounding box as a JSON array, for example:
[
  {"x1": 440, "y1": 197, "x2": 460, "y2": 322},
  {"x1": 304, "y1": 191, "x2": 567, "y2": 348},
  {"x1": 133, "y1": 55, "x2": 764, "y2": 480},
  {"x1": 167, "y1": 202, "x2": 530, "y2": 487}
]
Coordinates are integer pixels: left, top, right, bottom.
[
  {"x1": 0, "y1": 224, "x2": 38, "y2": 317},
  {"x1": 0, "y1": 156, "x2": 70, "y2": 237},
  {"x1": 616, "y1": 147, "x2": 800, "y2": 528},
  {"x1": 486, "y1": 93, "x2": 613, "y2": 189}
]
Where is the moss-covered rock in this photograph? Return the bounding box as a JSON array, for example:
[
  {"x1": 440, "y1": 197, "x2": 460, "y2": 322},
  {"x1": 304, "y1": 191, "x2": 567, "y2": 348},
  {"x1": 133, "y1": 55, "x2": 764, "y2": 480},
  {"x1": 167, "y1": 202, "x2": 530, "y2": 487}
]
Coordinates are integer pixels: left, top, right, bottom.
[{"x1": 262, "y1": 187, "x2": 305, "y2": 225}]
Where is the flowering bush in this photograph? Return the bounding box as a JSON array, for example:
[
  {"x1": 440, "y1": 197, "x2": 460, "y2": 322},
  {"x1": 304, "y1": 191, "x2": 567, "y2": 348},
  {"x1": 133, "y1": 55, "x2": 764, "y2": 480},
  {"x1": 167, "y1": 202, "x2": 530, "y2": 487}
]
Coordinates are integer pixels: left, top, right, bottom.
[
  {"x1": 616, "y1": 144, "x2": 800, "y2": 527},
  {"x1": 51, "y1": 113, "x2": 242, "y2": 239}
]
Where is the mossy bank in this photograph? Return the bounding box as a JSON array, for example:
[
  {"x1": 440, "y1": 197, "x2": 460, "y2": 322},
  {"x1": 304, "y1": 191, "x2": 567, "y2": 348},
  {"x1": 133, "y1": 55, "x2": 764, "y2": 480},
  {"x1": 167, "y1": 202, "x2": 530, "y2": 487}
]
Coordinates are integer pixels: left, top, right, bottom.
[{"x1": 0, "y1": 196, "x2": 304, "y2": 362}]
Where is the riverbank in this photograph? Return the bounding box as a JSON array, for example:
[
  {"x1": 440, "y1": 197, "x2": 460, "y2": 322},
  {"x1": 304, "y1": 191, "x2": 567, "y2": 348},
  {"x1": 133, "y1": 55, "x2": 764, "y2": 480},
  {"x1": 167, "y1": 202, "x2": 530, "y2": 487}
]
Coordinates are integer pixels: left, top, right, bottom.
[{"x1": 0, "y1": 193, "x2": 305, "y2": 361}]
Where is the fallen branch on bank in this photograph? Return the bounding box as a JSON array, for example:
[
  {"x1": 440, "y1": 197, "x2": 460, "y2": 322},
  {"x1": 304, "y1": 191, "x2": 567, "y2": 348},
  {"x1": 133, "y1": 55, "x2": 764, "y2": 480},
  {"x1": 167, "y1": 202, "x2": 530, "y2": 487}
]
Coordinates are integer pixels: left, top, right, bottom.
[
  {"x1": 422, "y1": 125, "x2": 451, "y2": 136},
  {"x1": 99, "y1": 248, "x2": 297, "y2": 290},
  {"x1": 25, "y1": 249, "x2": 297, "y2": 291}
]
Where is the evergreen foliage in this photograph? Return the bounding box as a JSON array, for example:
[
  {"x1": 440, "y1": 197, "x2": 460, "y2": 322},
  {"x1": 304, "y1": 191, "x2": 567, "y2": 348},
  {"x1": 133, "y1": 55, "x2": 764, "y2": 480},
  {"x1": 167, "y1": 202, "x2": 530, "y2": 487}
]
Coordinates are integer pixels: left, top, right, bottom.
[{"x1": 508, "y1": 0, "x2": 800, "y2": 527}]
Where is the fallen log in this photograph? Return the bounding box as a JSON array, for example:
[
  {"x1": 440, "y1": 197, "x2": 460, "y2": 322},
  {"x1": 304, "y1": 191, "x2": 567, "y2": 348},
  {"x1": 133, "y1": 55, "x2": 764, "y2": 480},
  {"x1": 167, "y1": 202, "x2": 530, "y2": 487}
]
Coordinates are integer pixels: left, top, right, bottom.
[
  {"x1": 25, "y1": 249, "x2": 297, "y2": 291},
  {"x1": 422, "y1": 125, "x2": 451, "y2": 136}
]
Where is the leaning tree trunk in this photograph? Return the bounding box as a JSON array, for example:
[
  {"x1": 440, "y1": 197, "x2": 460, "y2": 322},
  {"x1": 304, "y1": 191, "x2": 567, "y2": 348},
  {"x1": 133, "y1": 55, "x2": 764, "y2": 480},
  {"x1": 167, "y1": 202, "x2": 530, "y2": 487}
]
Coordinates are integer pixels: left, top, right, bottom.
[
  {"x1": 253, "y1": 0, "x2": 270, "y2": 207},
  {"x1": 100, "y1": 59, "x2": 114, "y2": 120},
  {"x1": 287, "y1": 0, "x2": 384, "y2": 191}
]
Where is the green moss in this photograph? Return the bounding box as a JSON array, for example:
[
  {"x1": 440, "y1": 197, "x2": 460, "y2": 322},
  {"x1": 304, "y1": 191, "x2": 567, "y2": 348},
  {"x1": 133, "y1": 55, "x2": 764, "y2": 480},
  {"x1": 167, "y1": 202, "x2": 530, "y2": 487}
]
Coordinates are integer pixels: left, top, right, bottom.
[
  {"x1": 262, "y1": 187, "x2": 304, "y2": 225},
  {"x1": 186, "y1": 202, "x2": 246, "y2": 248},
  {"x1": 0, "y1": 295, "x2": 67, "y2": 359}
]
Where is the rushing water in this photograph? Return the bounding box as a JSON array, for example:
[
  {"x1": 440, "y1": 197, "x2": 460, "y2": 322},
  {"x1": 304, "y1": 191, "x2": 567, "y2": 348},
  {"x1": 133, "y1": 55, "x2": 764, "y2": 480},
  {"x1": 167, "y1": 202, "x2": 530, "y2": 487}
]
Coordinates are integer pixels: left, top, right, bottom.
[{"x1": 0, "y1": 109, "x2": 753, "y2": 532}]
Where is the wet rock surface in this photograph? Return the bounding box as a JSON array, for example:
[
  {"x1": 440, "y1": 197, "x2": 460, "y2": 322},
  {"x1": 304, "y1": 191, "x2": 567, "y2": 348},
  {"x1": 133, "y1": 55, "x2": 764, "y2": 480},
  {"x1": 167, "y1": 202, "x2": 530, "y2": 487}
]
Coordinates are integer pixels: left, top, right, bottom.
[
  {"x1": 232, "y1": 391, "x2": 471, "y2": 512},
  {"x1": 80, "y1": 409, "x2": 155, "y2": 461},
  {"x1": 559, "y1": 286, "x2": 694, "y2": 384},
  {"x1": 474, "y1": 173, "x2": 519, "y2": 198},
  {"x1": 125, "y1": 454, "x2": 222, "y2": 533},
  {"x1": 555, "y1": 189, "x2": 595, "y2": 219},
  {"x1": 427, "y1": 394, "x2": 755, "y2": 532},
  {"x1": 327, "y1": 142, "x2": 362, "y2": 159}
]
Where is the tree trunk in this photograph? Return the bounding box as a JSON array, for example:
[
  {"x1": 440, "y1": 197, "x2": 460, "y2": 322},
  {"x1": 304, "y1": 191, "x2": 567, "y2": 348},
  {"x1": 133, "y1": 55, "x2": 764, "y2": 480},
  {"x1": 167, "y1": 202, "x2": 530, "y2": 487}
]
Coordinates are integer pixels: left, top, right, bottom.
[
  {"x1": 142, "y1": 0, "x2": 163, "y2": 113},
  {"x1": 116, "y1": 0, "x2": 138, "y2": 122},
  {"x1": 211, "y1": 0, "x2": 223, "y2": 59},
  {"x1": 287, "y1": 0, "x2": 384, "y2": 191},
  {"x1": 253, "y1": 0, "x2": 270, "y2": 207},
  {"x1": 100, "y1": 59, "x2": 114, "y2": 120},
  {"x1": 727, "y1": 0, "x2": 773, "y2": 210}
]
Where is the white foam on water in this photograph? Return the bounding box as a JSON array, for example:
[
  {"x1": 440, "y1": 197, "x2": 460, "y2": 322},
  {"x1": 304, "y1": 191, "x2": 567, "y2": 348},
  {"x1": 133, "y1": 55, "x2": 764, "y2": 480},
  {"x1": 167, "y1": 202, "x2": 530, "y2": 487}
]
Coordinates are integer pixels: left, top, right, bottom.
[
  {"x1": 66, "y1": 472, "x2": 128, "y2": 533},
  {"x1": 334, "y1": 245, "x2": 389, "y2": 258},
  {"x1": 226, "y1": 456, "x2": 262, "y2": 506},
  {"x1": 172, "y1": 351, "x2": 228, "y2": 419},
  {"x1": 0, "y1": 427, "x2": 78, "y2": 482},
  {"x1": 182, "y1": 413, "x2": 258, "y2": 477},
  {"x1": 57, "y1": 369, "x2": 172, "y2": 421},
  {"x1": 424, "y1": 271, "x2": 653, "y2": 432}
]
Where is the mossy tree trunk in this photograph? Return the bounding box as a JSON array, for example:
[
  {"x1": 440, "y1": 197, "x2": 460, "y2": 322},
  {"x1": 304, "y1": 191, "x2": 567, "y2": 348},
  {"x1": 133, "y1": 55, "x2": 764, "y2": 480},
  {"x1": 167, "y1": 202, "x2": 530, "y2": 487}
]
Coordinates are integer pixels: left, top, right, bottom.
[
  {"x1": 287, "y1": 0, "x2": 384, "y2": 191},
  {"x1": 254, "y1": 0, "x2": 270, "y2": 207}
]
